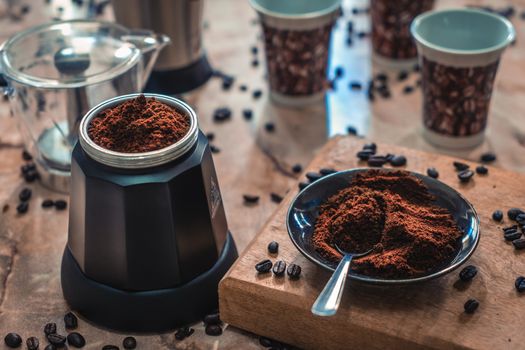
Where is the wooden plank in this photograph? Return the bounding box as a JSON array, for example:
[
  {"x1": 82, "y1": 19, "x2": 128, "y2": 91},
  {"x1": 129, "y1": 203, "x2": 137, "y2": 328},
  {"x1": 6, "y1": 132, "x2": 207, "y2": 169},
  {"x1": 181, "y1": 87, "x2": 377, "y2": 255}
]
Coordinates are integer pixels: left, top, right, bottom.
[{"x1": 220, "y1": 136, "x2": 525, "y2": 350}]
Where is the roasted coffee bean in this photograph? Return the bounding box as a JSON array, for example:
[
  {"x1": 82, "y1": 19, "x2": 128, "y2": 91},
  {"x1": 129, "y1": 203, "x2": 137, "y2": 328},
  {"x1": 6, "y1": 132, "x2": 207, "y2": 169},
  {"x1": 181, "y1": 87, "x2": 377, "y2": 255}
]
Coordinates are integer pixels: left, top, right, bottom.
[
  {"x1": 503, "y1": 225, "x2": 518, "y2": 232},
  {"x1": 66, "y1": 332, "x2": 85, "y2": 348},
  {"x1": 251, "y1": 46, "x2": 258, "y2": 54},
  {"x1": 44, "y1": 322, "x2": 57, "y2": 335},
  {"x1": 267, "y1": 241, "x2": 279, "y2": 254},
  {"x1": 259, "y1": 336, "x2": 273, "y2": 347},
  {"x1": 213, "y1": 107, "x2": 232, "y2": 122},
  {"x1": 376, "y1": 73, "x2": 388, "y2": 82},
  {"x1": 4, "y1": 333, "x2": 22, "y2": 348},
  {"x1": 47, "y1": 333, "x2": 66, "y2": 347},
  {"x1": 291, "y1": 164, "x2": 302, "y2": 173},
  {"x1": 221, "y1": 76, "x2": 234, "y2": 90},
  {"x1": 508, "y1": 208, "x2": 525, "y2": 220},
  {"x1": 205, "y1": 132, "x2": 215, "y2": 141},
  {"x1": 346, "y1": 126, "x2": 358, "y2": 135},
  {"x1": 319, "y1": 168, "x2": 336, "y2": 176},
  {"x1": 389, "y1": 155, "x2": 407, "y2": 167},
  {"x1": 239, "y1": 84, "x2": 248, "y2": 92},
  {"x1": 398, "y1": 70, "x2": 409, "y2": 81},
  {"x1": 458, "y1": 170, "x2": 474, "y2": 183},
  {"x1": 264, "y1": 122, "x2": 275, "y2": 132},
  {"x1": 403, "y1": 86, "x2": 414, "y2": 94},
  {"x1": 210, "y1": 145, "x2": 221, "y2": 154},
  {"x1": 287, "y1": 264, "x2": 302, "y2": 279},
  {"x1": 515, "y1": 276, "x2": 525, "y2": 293},
  {"x1": 357, "y1": 31, "x2": 368, "y2": 39},
  {"x1": 363, "y1": 142, "x2": 377, "y2": 152},
  {"x1": 516, "y1": 213, "x2": 525, "y2": 223},
  {"x1": 16, "y1": 202, "x2": 28, "y2": 214},
  {"x1": 475, "y1": 165, "x2": 488, "y2": 175},
  {"x1": 26, "y1": 337, "x2": 39, "y2": 350},
  {"x1": 459, "y1": 265, "x2": 478, "y2": 282},
  {"x1": 19, "y1": 188, "x2": 32, "y2": 202},
  {"x1": 492, "y1": 210, "x2": 503, "y2": 221},
  {"x1": 349, "y1": 81, "x2": 362, "y2": 90},
  {"x1": 368, "y1": 155, "x2": 388, "y2": 167},
  {"x1": 54, "y1": 200, "x2": 67, "y2": 210},
  {"x1": 255, "y1": 259, "x2": 272, "y2": 273},
  {"x1": 298, "y1": 182, "x2": 309, "y2": 190},
  {"x1": 346, "y1": 37, "x2": 353, "y2": 46},
  {"x1": 453, "y1": 161, "x2": 470, "y2": 171},
  {"x1": 252, "y1": 90, "x2": 262, "y2": 99},
  {"x1": 242, "y1": 109, "x2": 253, "y2": 120},
  {"x1": 102, "y1": 345, "x2": 119, "y2": 350},
  {"x1": 205, "y1": 324, "x2": 222, "y2": 336},
  {"x1": 251, "y1": 59, "x2": 259, "y2": 67},
  {"x1": 379, "y1": 88, "x2": 391, "y2": 98},
  {"x1": 24, "y1": 170, "x2": 39, "y2": 183},
  {"x1": 357, "y1": 150, "x2": 374, "y2": 161},
  {"x1": 503, "y1": 231, "x2": 521, "y2": 241},
  {"x1": 175, "y1": 327, "x2": 194, "y2": 340},
  {"x1": 22, "y1": 150, "x2": 33, "y2": 161},
  {"x1": 64, "y1": 312, "x2": 78, "y2": 329},
  {"x1": 122, "y1": 336, "x2": 137, "y2": 349},
  {"x1": 243, "y1": 194, "x2": 259, "y2": 204},
  {"x1": 272, "y1": 260, "x2": 286, "y2": 276},
  {"x1": 42, "y1": 199, "x2": 54, "y2": 208},
  {"x1": 204, "y1": 313, "x2": 221, "y2": 325},
  {"x1": 427, "y1": 167, "x2": 439, "y2": 179},
  {"x1": 512, "y1": 238, "x2": 525, "y2": 249},
  {"x1": 21, "y1": 163, "x2": 36, "y2": 175},
  {"x1": 45, "y1": 344, "x2": 57, "y2": 350},
  {"x1": 464, "y1": 299, "x2": 479, "y2": 314},
  {"x1": 270, "y1": 193, "x2": 283, "y2": 203},
  {"x1": 480, "y1": 152, "x2": 496, "y2": 163},
  {"x1": 306, "y1": 172, "x2": 322, "y2": 183},
  {"x1": 334, "y1": 66, "x2": 344, "y2": 78}
]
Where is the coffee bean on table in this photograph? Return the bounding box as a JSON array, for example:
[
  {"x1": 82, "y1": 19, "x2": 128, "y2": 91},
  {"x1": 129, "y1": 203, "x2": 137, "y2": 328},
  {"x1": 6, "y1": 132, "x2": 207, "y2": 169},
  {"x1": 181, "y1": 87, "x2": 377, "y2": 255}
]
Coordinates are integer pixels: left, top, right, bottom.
[
  {"x1": 480, "y1": 152, "x2": 496, "y2": 163},
  {"x1": 252, "y1": 90, "x2": 262, "y2": 99},
  {"x1": 508, "y1": 208, "x2": 525, "y2": 220},
  {"x1": 210, "y1": 145, "x2": 221, "y2": 154},
  {"x1": 368, "y1": 155, "x2": 388, "y2": 167},
  {"x1": 503, "y1": 231, "x2": 521, "y2": 241},
  {"x1": 349, "y1": 81, "x2": 362, "y2": 90},
  {"x1": 47, "y1": 333, "x2": 66, "y2": 347},
  {"x1": 272, "y1": 260, "x2": 286, "y2": 276},
  {"x1": 242, "y1": 109, "x2": 253, "y2": 120},
  {"x1": 21, "y1": 163, "x2": 36, "y2": 175},
  {"x1": 270, "y1": 193, "x2": 283, "y2": 203},
  {"x1": 427, "y1": 167, "x2": 439, "y2": 179},
  {"x1": 102, "y1": 345, "x2": 119, "y2": 350},
  {"x1": 255, "y1": 259, "x2": 272, "y2": 273},
  {"x1": 205, "y1": 132, "x2": 215, "y2": 141},
  {"x1": 319, "y1": 168, "x2": 336, "y2": 176},
  {"x1": 19, "y1": 188, "x2": 32, "y2": 202},
  {"x1": 492, "y1": 210, "x2": 503, "y2": 222},
  {"x1": 42, "y1": 199, "x2": 54, "y2": 208},
  {"x1": 67, "y1": 332, "x2": 85, "y2": 348},
  {"x1": 298, "y1": 182, "x2": 309, "y2": 190},
  {"x1": 264, "y1": 122, "x2": 275, "y2": 132},
  {"x1": 291, "y1": 164, "x2": 302, "y2": 173},
  {"x1": 347, "y1": 126, "x2": 358, "y2": 135},
  {"x1": 251, "y1": 59, "x2": 259, "y2": 67},
  {"x1": 357, "y1": 150, "x2": 374, "y2": 161},
  {"x1": 458, "y1": 170, "x2": 474, "y2": 183},
  {"x1": 464, "y1": 299, "x2": 479, "y2": 314},
  {"x1": 287, "y1": 264, "x2": 302, "y2": 279},
  {"x1": 24, "y1": 170, "x2": 39, "y2": 183},
  {"x1": 64, "y1": 312, "x2": 78, "y2": 329},
  {"x1": 305, "y1": 172, "x2": 322, "y2": 182},
  {"x1": 398, "y1": 70, "x2": 409, "y2": 81},
  {"x1": 26, "y1": 337, "x2": 39, "y2": 350},
  {"x1": 213, "y1": 107, "x2": 232, "y2": 122},
  {"x1": 389, "y1": 155, "x2": 406, "y2": 167},
  {"x1": 476, "y1": 165, "x2": 488, "y2": 175},
  {"x1": 453, "y1": 161, "x2": 470, "y2": 171},
  {"x1": 45, "y1": 344, "x2": 57, "y2": 350},
  {"x1": 204, "y1": 313, "x2": 221, "y2": 325},
  {"x1": 512, "y1": 238, "x2": 525, "y2": 249},
  {"x1": 22, "y1": 150, "x2": 33, "y2": 161},
  {"x1": 4, "y1": 333, "x2": 22, "y2": 348},
  {"x1": 205, "y1": 324, "x2": 222, "y2": 336},
  {"x1": 459, "y1": 265, "x2": 478, "y2": 282},
  {"x1": 239, "y1": 84, "x2": 248, "y2": 92},
  {"x1": 403, "y1": 86, "x2": 414, "y2": 94},
  {"x1": 515, "y1": 276, "x2": 525, "y2": 293},
  {"x1": 267, "y1": 241, "x2": 279, "y2": 254},
  {"x1": 16, "y1": 202, "x2": 28, "y2": 214},
  {"x1": 516, "y1": 213, "x2": 525, "y2": 223},
  {"x1": 243, "y1": 194, "x2": 259, "y2": 204},
  {"x1": 362, "y1": 143, "x2": 377, "y2": 152},
  {"x1": 122, "y1": 336, "x2": 137, "y2": 349},
  {"x1": 175, "y1": 327, "x2": 194, "y2": 340},
  {"x1": 54, "y1": 200, "x2": 67, "y2": 210},
  {"x1": 44, "y1": 322, "x2": 57, "y2": 335}
]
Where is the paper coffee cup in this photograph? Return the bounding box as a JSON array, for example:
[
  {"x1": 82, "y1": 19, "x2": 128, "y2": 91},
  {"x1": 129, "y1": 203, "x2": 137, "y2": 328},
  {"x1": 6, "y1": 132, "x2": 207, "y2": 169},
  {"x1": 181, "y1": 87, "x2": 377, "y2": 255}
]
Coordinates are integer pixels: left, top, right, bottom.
[
  {"x1": 411, "y1": 8, "x2": 515, "y2": 149},
  {"x1": 250, "y1": 0, "x2": 341, "y2": 107}
]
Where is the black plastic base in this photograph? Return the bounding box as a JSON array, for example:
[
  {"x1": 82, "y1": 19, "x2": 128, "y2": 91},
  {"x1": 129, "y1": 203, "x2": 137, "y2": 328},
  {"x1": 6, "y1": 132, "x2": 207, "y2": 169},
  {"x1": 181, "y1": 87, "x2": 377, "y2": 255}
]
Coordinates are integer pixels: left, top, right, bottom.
[
  {"x1": 144, "y1": 55, "x2": 213, "y2": 95},
  {"x1": 61, "y1": 232, "x2": 237, "y2": 332}
]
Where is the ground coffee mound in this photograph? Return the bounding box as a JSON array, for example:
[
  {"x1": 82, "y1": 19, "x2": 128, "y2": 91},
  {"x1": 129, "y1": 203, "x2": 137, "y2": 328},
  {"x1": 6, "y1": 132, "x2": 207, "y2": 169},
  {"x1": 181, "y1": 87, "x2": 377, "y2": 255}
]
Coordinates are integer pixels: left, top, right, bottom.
[
  {"x1": 88, "y1": 94, "x2": 190, "y2": 153},
  {"x1": 312, "y1": 170, "x2": 463, "y2": 278}
]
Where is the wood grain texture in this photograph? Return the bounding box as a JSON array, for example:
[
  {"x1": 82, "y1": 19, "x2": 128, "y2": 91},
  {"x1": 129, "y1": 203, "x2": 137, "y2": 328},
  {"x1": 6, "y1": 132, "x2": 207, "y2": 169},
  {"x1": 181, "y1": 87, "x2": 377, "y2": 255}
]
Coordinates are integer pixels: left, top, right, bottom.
[{"x1": 220, "y1": 136, "x2": 525, "y2": 350}]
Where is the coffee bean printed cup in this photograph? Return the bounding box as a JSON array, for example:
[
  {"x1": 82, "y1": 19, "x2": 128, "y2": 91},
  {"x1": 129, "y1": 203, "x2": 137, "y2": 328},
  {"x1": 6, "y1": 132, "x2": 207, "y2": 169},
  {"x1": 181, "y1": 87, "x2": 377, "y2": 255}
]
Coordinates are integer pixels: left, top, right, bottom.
[
  {"x1": 411, "y1": 9, "x2": 515, "y2": 149},
  {"x1": 371, "y1": 0, "x2": 434, "y2": 65},
  {"x1": 250, "y1": 0, "x2": 341, "y2": 107}
]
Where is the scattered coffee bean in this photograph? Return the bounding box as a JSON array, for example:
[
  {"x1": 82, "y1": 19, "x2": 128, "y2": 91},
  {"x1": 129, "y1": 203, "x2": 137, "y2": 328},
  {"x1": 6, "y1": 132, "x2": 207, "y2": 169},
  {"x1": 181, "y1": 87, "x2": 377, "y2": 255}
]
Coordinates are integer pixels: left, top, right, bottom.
[
  {"x1": 363, "y1": 143, "x2": 377, "y2": 152},
  {"x1": 251, "y1": 46, "x2": 258, "y2": 54},
  {"x1": 19, "y1": 188, "x2": 32, "y2": 202},
  {"x1": 42, "y1": 199, "x2": 54, "y2": 208},
  {"x1": 221, "y1": 76, "x2": 234, "y2": 90},
  {"x1": 349, "y1": 81, "x2": 362, "y2": 90},
  {"x1": 357, "y1": 150, "x2": 374, "y2": 161},
  {"x1": 298, "y1": 182, "x2": 309, "y2": 190},
  {"x1": 459, "y1": 265, "x2": 478, "y2": 282},
  {"x1": 270, "y1": 193, "x2": 283, "y2": 203},
  {"x1": 291, "y1": 164, "x2": 302, "y2": 173},
  {"x1": 66, "y1": 332, "x2": 85, "y2": 348},
  {"x1": 64, "y1": 312, "x2": 78, "y2": 329},
  {"x1": 44, "y1": 322, "x2": 57, "y2": 335},
  {"x1": 21, "y1": 163, "x2": 36, "y2": 175},
  {"x1": 4, "y1": 333, "x2": 22, "y2": 348},
  {"x1": 54, "y1": 200, "x2": 67, "y2": 210},
  {"x1": 252, "y1": 90, "x2": 262, "y2": 99},
  {"x1": 243, "y1": 194, "x2": 259, "y2": 204},
  {"x1": 508, "y1": 208, "x2": 525, "y2": 220},
  {"x1": 287, "y1": 264, "x2": 302, "y2": 279},
  {"x1": 306, "y1": 172, "x2": 322, "y2": 183},
  {"x1": 268, "y1": 241, "x2": 279, "y2": 254},
  {"x1": 403, "y1": 86, "x2": 414, "y2": 94},
  {"x1": 205, "y1": 324, "x2": 222, "y2": 336},
  {"x1": 16, "y1": 202, "x2": 28, "y2": 214},
  {"x1": 427, "y1": 167, "x2": 439, "y2": 179},
  {"x1": 205, "y1": 132, "x2": 215, "y2": 141},
  {"x1": 264, "y1": 122, "x2": 275, "y2": 132},
  {"x1": 102, "y1": 345, "x2": 119, "y2": 350},
  {"x1": 239, "y1": 84, "x2": 248, "y2": 92},
  {"x1": 458, "y1": 170, "x2": 474, "y2": 183},
  {"x1": 480, "y1": 152, "x2": 496, "y2": 163},
  {"x1": 47, "y1": 333, "x2": 66, "y2": 347},
  {"x1": 45, "y1": 344, "x2": 57, "y2": 350},
  {"x1": 453, "y1": 161, "x2": 470, "y2": 171},
  {"x1": 26, "y1": 337, "x2": 39, "y2": 350},
  {"x1": 334, "y1": 66, "x2": 344, "y2": 78},
  {"x1": 259, "y1": 336, "x2": 273, "y2": 347},
  {"x1": 515, "y1": 276, "x2": 525, "y2": 293},
  {"x1": 175, "y1": 327, "x2": 194, "y2": 340},
  {"x1": 272, "y1": 260, "x2": 286, "y2": 276},
  {"x1": 24, "y1": 170, "x2": 39, "y2": 183},
  {"x1": 368, "y1": 155, "x2": 388, "y2": 167},
  {"x1": 213, "y1": 107, "x2": 232, "y2": 122},
  {"x1": 22, "y1": 150, "x2": 33, "y2": 161},
  {"x1": 242, "y1": 109, "x2": 253, "y2": 120},
  {"x1": 398, "y1": 70, "x2": 409, "y2": 81},
  {"x1": 357, "y1": 31, "x2": 368, "y2": 39},
  {"x1": 476, "y1": 165, "x2": 488, "y2": 175},
  {"x1": 504, "y1": 231, "x2": 521, "y2": 241},
  {"x1": 379, "y1": 88, "x2": 391, "y2": 99},
  {"x1": 251, "y1": 59, "x2": 259, "y2": 67},
  {"x1": 122, "y1": 336, "x2": 137, "y2": 349},
  {"x1": 464, "y1": 299, "x2": 479, "y2": 314},
  {"x1": 255, "y1": 259, "x2": 272, "y2": 273},
  {"x1": 210, "y1": 145, "x2": 221, "y2": 154},
  {"x1": 319, "y1": 168, "x2": 336, "y2": 176},
  {"x1": 492, "y1": 210, "x2": 503, "y2": 221},
  {"x1": 204, "y1": 313, "x2": 221, "y2": 325},
  {"x1": 346, "y1": 126, "x2": 358, "y2": 135},
  {"x1": 512, "y1": 238, "x2": 525, "y2": 249},
  {"x1": 389, "y1": 155, "x2": 407, "y2": 167},
  {"x1": 376, "y1": 73, "x2": 388, "y2": 82},
  {"x1": 516, "y1": 213, "x2": 525, "y2": 223},
  {"x1": 346, "y1": 37, "x2": 353, "y2": 46}
]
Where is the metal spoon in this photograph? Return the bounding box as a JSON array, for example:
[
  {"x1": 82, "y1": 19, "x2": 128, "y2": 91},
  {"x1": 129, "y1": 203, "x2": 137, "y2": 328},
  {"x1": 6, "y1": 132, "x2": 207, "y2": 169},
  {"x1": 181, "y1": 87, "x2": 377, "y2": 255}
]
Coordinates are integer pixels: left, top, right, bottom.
[{"x1": 311, "y1": 243, "x2": 373, "y2": 316}]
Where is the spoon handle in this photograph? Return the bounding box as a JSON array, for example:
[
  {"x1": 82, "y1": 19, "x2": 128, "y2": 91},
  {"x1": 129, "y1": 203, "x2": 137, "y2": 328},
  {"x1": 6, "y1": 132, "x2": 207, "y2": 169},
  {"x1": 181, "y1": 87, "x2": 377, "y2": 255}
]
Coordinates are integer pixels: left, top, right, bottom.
[{"x1": 311, "y1": 253, "x2": 353, "y2": 316}]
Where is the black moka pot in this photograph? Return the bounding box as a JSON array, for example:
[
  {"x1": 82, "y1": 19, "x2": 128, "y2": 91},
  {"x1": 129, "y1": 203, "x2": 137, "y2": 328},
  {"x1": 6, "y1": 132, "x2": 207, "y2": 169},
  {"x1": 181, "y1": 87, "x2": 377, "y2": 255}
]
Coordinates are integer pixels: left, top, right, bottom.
[{"x1": 61, "y1": 93, "x2": 238, "y2": 332}]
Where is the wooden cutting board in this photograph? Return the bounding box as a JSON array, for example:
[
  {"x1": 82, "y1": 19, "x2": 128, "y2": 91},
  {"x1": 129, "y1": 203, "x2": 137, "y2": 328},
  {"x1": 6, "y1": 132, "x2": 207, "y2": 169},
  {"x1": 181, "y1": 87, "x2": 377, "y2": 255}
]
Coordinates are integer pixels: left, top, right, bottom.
[{"x1": 219, "y1": 136, "x2": 525, "y2": 350}]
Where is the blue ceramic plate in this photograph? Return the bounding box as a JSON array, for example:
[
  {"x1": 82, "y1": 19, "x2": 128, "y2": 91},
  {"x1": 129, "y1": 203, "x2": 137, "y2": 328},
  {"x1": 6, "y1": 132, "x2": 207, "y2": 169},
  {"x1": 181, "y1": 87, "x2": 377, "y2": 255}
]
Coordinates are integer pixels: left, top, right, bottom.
[{"x1": 286, "y1": 168, "x2": 480, "y2": 284}]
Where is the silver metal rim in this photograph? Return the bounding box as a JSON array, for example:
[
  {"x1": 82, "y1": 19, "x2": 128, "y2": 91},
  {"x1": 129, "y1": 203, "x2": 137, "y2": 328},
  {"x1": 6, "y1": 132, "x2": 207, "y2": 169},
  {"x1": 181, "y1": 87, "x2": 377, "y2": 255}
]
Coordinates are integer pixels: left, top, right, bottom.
[{"x1": 79, "y1": 93, "x2": 198, "y2": 169}]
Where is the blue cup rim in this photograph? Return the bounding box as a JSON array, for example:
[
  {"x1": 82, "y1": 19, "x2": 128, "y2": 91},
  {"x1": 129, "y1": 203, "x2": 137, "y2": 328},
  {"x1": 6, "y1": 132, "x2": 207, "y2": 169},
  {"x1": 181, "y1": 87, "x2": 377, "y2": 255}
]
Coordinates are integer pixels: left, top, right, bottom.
[{"x1": 411, "y1": 8, "x2": 516, "y2": 55}]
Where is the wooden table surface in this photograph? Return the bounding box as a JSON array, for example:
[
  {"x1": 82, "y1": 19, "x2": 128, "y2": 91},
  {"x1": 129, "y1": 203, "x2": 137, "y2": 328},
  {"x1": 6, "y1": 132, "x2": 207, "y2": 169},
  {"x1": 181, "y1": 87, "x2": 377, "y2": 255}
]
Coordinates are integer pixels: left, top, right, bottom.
[{"x1": 0, "y1": 0, "x2": 523, "y2": 349}]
